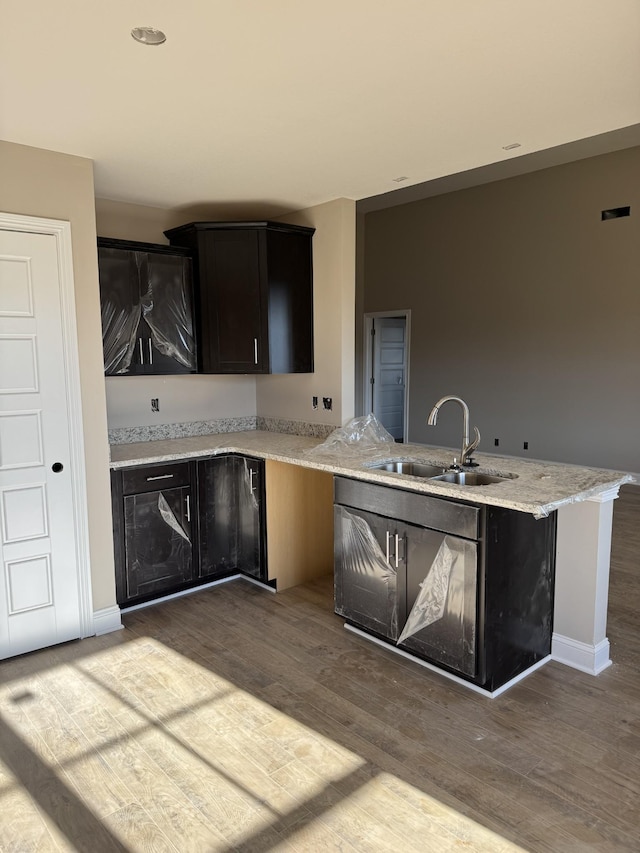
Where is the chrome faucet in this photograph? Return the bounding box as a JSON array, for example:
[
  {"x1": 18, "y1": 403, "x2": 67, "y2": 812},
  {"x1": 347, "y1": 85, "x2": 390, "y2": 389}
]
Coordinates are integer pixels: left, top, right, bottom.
[{"x1": 427, "y1": 395, "x2": 480, "y2": 467}]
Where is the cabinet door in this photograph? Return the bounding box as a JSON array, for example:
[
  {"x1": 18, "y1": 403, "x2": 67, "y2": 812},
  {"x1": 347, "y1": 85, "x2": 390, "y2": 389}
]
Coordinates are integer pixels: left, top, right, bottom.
[
  {"x1": 334, "y1": 505, "x2": 399, "y2": 641},
  {"x1": 198, "y1": 455, "x2": 266, "y2": 581},
  {"x1": 199, "y1": 230, "x2": 268, "y2": 373},
  {"x1": 123, "y1": 485, "x2": 193, "y2": 601},
  {"x1": 140, "y1": 253, "x2": 196, "y2": 374},
  {"x1": 98, "y1": 247, "x2": 141, "y2": 375},
  {"x1": 98, "y1": 243, "x2": 196, "y2": 376},
  {"x1": 236, "y1": 456, "x2": 265, "y2": 580},
  {"x1": 399, "y1": 523, "x2": 478, "y2": 679},
  {"x1": 198, "y1": 456, "x2": 238, "y2": 578}
]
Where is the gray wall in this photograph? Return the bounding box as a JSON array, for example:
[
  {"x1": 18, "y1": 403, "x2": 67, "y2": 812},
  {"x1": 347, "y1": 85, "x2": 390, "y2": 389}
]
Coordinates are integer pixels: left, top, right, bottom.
[{"x1": 361, "y1": 146, "x2": 640, "y2": 473}]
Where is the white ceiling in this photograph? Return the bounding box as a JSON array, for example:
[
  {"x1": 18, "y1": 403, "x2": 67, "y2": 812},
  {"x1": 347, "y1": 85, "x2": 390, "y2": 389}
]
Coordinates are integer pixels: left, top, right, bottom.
[{"x1": 2, "y1": 1, "x2": 640, "y2": 216}]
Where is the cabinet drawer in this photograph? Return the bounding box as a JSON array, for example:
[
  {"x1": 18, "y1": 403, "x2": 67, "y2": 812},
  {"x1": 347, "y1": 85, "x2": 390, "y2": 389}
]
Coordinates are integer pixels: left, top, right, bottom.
[{"x1": 122, "y1": 462, "x2": 191, "y2": 495}]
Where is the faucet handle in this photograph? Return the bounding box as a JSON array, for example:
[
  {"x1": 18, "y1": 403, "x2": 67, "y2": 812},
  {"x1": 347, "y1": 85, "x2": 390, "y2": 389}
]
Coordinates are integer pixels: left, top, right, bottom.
[{"x1": 462, "y1": 426, "x2": 481, "y2": 465}]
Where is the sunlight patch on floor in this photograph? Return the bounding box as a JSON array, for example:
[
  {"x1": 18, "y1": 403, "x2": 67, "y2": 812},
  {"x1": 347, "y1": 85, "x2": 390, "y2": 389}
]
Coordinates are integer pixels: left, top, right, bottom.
[{"x1": 0, "y1": 634, "x2": 528, "y2": 851}]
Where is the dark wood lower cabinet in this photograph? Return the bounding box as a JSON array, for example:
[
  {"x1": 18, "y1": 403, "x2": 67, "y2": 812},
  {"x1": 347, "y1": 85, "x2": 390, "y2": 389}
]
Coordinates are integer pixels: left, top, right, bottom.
[
  {"x1": 198, "y1": 455, "x2": 265, "y2": 581},
  {"x1": 111, "y1": 454, "x2": 266, "y2": 608},
  {"x1": 334, "y1": 476, "x2": 556, "y2": 692},
  {"x1": 123, "y1": 487, "x2": 193, "y2": 599}
]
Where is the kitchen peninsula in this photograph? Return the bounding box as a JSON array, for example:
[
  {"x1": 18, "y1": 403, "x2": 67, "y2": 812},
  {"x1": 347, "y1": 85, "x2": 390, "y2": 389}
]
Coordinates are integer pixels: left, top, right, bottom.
[{"x1": 110, "y1": 430, "x2": 633, "y2": 682}]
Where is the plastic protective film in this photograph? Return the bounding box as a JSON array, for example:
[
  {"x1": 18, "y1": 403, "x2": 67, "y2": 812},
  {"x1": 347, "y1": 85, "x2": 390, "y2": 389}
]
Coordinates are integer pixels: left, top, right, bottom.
[
  {"x1": 141, "y1": 254, "x2": 195, "y2": 369},
  {"x1": 98, "y1": 247, "x2": 142, "y2": 374},
  {"x1": 239, "y1": 457, "x2": 259, "y2": 512},
  {"x1": 307, "y1": 413, "x2": 395, "y2": 456},
  {"x1": 101, "y1": 298, "x2": 142, "y2": 374},
  {"x1": 397, "y1": 538, "x2": 454, "y2": 645},
  {"x1": 399, "y1": 534, "x2": 477, "y2": 678},
  {"x1": 158, "y1": 493, "x2": 191, "y2": 544},
  {"x1": 335, "y1": 506, "x2": 398, "y2": 640}
]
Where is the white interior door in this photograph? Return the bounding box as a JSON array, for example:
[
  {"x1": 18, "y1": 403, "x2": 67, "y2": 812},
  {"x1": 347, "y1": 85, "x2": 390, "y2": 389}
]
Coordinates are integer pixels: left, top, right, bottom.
[
  {"x1": 371, "y1": 316, "x2": 407, "y2": 441},
  {"x1": 0, "y1": 223, "x2": 90, "y2": 658}
]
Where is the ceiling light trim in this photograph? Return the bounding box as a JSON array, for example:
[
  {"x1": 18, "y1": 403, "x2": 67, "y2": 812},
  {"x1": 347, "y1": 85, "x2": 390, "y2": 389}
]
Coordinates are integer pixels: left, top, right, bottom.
[{"x1": 131, "y1": 27, "x2": 167, "y2": 46}]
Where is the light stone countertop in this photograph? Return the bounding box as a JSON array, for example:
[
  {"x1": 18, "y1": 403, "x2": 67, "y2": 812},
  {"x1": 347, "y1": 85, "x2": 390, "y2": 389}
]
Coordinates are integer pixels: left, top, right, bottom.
[{"x1": 109, "y1": 430, "x2": 635, "y2": 518}]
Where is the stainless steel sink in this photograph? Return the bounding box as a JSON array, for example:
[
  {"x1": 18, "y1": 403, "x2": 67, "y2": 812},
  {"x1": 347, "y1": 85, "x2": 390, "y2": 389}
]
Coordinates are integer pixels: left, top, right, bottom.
[
  {"x1": 366, "y1": 461, "x2": 447, "y2": 478},
  {"x1": 430, "y1": 471, "x2": 507, "y2": 486}
]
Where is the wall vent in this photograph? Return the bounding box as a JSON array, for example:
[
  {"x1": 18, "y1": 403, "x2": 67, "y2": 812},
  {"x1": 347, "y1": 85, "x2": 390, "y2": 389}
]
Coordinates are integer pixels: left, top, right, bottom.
[{"x1": 601, "y1": 206, "x2": 630, "y2": 220}]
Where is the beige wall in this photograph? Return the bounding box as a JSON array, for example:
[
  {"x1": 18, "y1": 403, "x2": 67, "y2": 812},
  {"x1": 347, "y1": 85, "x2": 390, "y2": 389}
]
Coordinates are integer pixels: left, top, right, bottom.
[
  {"x1": 95, "y1": 198, "x2": 257, "y2": 427},
  {"x1": 105, "y1": 375, "x2": 256, "y2": 428},
  {"x1": 256, "y1": 198, "x2": 356, "y2": 426},
  {"x1": 362, "y1": 146, "x2": 640, "y2": 473},
  {"x1": 0, "y1": 141, "x2": 116, "y2": 611}
]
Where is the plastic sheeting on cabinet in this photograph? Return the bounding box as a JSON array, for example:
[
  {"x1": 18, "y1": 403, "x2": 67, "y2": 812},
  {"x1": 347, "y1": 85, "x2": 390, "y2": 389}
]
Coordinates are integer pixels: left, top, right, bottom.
[
  {"x1": 158, "y1": 492, "x2": 191, "y2": 543},
  {"x1": 99, "y1": 247, "x2": 195, "y2": 374},
  {"x1": 334, "y1": 505, "x2": 399, "y2": 640},
  {"x1": 397, "y1": 537, "x2": 455, "y2": 644}
]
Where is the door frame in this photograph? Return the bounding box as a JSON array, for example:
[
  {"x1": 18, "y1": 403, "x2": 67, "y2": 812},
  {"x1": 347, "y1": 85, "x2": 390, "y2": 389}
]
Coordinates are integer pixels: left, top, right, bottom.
[
  {"x1": 0, "y1": 212, "x2": 94, "y2": 637},
  {"x1": 363, "y1": 310, "x2": 411, "y2": 443}
]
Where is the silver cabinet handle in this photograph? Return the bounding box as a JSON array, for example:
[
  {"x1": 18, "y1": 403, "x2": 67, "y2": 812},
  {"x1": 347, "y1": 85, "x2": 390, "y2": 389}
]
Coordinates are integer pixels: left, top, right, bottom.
[
  {"x1": 254, "y1": 338, "x2": 258, "y2": 365},
  {"x1": 139, "y1": 338, "x2": 144, "y2": 363},
  {"x1": 148, "y1": 339, "x2": 153, "y2": 364},
  {"x1": 395, "y1": 533, "x2": 401, "y2": 568},
  {"x1": 146, "y1": 473, "x2": 174, "y2": 481},
  {"x1": 185, "y1": 494, "x2": 190, "y2": 522},
  {"x1": 385, "y1": 530, "x2": 390, "y2": 564},
  {"x1": 249, "y1": 469, "x2": 257, "y2": 493}
]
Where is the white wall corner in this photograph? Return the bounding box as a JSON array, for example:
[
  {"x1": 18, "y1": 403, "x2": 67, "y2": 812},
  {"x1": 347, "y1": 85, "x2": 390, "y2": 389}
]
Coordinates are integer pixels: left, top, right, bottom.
[
  {"x1": 552, "y1": 633, "x2": 611, "y2": 675},
  {"x1": 92, "y1": 605, "x2": 123, "y2": 636}
]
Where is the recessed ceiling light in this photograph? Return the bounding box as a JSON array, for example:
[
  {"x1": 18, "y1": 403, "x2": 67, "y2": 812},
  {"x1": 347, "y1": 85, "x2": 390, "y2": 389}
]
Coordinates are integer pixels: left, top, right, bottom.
[
  {"x1": 392, "y1": 176, "x2": 409, "y2": 183},
  {"x1": 502, "y1": 142, "x2": 521, "y2": 151},
  {"x1": 131, "y1": 27, "x2": 167, "y2": 46}
]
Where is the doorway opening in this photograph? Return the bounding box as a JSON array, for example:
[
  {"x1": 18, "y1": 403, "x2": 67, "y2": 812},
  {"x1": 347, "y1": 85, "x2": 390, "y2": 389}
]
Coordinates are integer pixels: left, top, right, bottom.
[{"x1": 363, "y1": 311, "x2": 410, "y2": 443}]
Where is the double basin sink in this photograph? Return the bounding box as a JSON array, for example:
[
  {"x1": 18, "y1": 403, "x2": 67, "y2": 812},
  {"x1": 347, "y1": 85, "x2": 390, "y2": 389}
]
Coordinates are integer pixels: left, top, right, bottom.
[{"x1": 366, "y1": 460, "x2": 516, "y2": 486}]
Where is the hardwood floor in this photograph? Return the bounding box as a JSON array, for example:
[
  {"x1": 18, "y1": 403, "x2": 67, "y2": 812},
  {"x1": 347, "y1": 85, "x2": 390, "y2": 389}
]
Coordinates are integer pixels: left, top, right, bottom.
[{"x1": 1, "y1": 486, "x2": 639, "y2": 851}]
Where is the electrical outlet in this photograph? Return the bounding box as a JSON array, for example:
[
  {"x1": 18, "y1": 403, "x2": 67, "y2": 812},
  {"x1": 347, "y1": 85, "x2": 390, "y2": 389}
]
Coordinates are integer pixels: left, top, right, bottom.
[
  {"x1": 494, "y1": 438, "x2": 500, "y2": 446},
  {"x1": 151, "y1": 398, "x2": 159, "y2": 413},
  {"x1": 523, "y1": 441, "x2": 529, "y2": 450},
  {"x1": 312, "y1": 396, "x2": 318, "y2": 409},
  {"x1": 322, "y1": 397, "x2": 332, "y2": 411}
]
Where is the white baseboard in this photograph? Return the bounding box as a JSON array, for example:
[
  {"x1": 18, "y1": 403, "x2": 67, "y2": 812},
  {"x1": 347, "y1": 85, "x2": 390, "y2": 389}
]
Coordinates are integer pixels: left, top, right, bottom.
[
  {"x1": 551, "y1": 633, "x2": 612, "y2": 675},
  {"x1": 92, "y1": 605, "x2": 123, "y2": 636},
  {"x1": 91, "y1": 575, "x2": 274, "y2": 636},
  {"x1": 345, "y1": 624, "x2": 551, "y2": 698},
  {"x1": 119, "y1": 574, "x2": 244, "y2": 614},
  {"x1": 241, "y1": 575, "x2": 277, "y2": 593}
]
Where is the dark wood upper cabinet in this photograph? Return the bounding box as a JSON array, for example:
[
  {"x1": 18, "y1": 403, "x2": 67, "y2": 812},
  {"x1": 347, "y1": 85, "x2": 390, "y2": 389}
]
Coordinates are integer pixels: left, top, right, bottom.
[
  {"x1": 164, "y1": 221, "x2": 314, "y2": 374},
  {"x1": 97, "y1": 237, "x2": 196, "y2": 376}
]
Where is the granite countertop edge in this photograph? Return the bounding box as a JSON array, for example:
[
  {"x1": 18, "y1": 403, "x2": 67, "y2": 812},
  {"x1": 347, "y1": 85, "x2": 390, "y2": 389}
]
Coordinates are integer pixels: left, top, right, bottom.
[{"x1": 109, "y1": 430, "x2": 634, "y2": 518}]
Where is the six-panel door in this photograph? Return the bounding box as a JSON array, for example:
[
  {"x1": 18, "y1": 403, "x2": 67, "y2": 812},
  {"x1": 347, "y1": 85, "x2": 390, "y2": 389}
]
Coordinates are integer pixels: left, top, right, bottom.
[{"x1": 0, "y1": 228, "x2": 85, "y2": 658}]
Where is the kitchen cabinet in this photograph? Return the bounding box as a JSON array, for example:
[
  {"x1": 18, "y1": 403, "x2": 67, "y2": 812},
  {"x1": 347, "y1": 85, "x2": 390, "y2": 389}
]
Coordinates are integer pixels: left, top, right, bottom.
[
  {"x1": 111, "y1": 455, "x2": 266, "y2": 607},
  {"x1": 334, "y1": 476, "x2": 556, "y2": 692},
  {"x1": 98, "y1": 237, "x2": 196, "y2": 376},
  {"x1": 111, "y1": 461, "x2": 196, "y2": 606},
  {"x1": 198, "y1": 455, "x2": 266, "y2": 582},
  {"x1": 163, "y1": 221, "x2": 314, "y2": 374}
]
